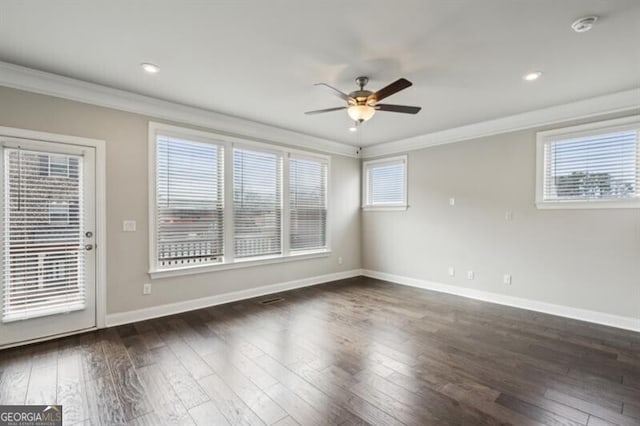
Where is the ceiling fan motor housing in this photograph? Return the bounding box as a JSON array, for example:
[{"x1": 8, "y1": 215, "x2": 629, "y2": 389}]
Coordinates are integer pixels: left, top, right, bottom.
[
  {"x1": 352, "y1": 76, "x2": 377, "y2": 105},
  {"x1": 349, "y1": 90, "x2": 375, "y2": 106}
]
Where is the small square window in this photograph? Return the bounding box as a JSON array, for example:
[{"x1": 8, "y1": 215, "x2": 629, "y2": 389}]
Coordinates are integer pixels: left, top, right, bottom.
[
  {"x1": 49, "y1": 201, "x2": 70, "y2": 224},
  {"x1": 362, "y1": 155, "x2": 407, "y2": 210},
  {"x1": 49, "y1": 155, "x2": 69, "y2": 177}
]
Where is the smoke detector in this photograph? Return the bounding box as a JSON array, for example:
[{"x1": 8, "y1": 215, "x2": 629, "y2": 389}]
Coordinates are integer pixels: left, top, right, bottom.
[{"x1": 571, "y1": 16, "x2": 598, "y2": 33}]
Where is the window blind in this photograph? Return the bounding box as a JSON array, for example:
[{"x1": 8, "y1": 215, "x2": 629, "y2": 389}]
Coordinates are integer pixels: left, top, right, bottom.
[
  {"x1": 156, "y1": 135, "x2": 224, "y2": 268},
  {"x1": 2, "y1": 149, "x2": 85, "y2": 322},
  {"x1": 233, "y1": 148, "x2": 282, "y2": 258},
  {"x1": 543, "y1": 131, "x2": 640, "y2": 202},
  {"x1": 289, "y1": 157, "x2": 327, "y2": 251},
  {"x1": 365, "y1": 159, "x2": 406, "y2": 206}
]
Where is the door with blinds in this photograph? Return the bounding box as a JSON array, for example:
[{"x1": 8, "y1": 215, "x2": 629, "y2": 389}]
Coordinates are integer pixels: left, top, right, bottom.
[{"x1": 0, "y1": 137, "x2": 96, "y2": 347}]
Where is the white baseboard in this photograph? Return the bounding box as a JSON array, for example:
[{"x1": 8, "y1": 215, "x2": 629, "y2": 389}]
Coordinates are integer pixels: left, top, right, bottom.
[
  {"x1": 106, "y1": 268, "x2": 639, "y2": 333},
  {"x1": 362, "y1": 269, "x2": 640, "y2": 333},
  {"x1": 106, "y1": 269, "x2": 362, "y2": 327}
]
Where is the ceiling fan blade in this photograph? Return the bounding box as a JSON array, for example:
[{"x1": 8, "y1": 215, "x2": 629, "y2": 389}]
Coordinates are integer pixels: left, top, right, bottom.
[
  {"x1": 314, "y1": 83, "x2": 354, "y2": 103},
  {"x1": 370, "y1": 78, "x2": 413, "y2": 103},
  {"x1": 375, "y1": 104, "x2": 421, "y2": 114},
  {"x1": 304, "y1": 106, "x2": 347, "y2": 115}
]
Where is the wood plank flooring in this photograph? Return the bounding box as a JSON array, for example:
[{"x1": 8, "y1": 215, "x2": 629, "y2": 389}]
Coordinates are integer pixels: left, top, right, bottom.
[{"x1": 1, "y1": 276, "x2": 639, "y2": 425}]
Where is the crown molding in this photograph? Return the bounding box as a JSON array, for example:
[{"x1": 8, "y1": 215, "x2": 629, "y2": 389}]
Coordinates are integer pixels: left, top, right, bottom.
[
  {"x1": 0, "y1": 61, "x2": 358, "y2": 158},
  {"x1": 361, "y1": 88, "x2": 640, "y2": 158},
  {"x1": 2, "y1": 61, "x2": 637, "y2": 160}
]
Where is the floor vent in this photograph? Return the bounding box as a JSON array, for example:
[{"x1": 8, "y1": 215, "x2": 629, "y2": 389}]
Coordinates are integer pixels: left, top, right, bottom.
[{"x1": 259, "y1": 297, "x2": 285, "y2": 305}]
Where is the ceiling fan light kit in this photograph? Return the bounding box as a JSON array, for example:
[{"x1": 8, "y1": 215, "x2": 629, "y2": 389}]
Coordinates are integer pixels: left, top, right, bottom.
[
  {"x1": 348, "y1": 105, "x2": 376, "y2": 122},
  {"x1": 306, "y1": 76, "x2": 421, "y2": 125}
]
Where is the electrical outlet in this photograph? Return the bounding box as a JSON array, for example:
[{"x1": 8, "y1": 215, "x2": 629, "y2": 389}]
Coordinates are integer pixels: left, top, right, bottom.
[
  {"x1": 338, "y1": 256, "x2": 343, "y2": 265},
  {"x1": 467, "y1": 270, "x2": 474, "y2": 280},
  {"x1": 503, "y1": 274, "x2": 512, "y2": 285},
  {"x1": 123, "y1": 220, "x2": 137, "y2": 232},
  {"x1": 449, "y1": 197, "x2": 456, "y2": 206},
  {"x1": 448, "y1": 266, "x2": 455, "y2": 277},
  {"x1": 143, "y1": 283, "x2": 152, "y2": 295}
]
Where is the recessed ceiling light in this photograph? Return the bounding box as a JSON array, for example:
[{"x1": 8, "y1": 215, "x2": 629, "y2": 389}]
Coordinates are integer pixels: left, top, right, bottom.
[
  {"x1": 141, "y1": 63, "x2": 160, "y2": 74},
  {"x1": 523, "y1": 71, "x2": 542, "y2": 81},
  {"x1": 349, "y1": 126, "x2": 358, "y2": 132},
  {"x1": 571, "y1": 16, "x2": 598, "y2": 33}
]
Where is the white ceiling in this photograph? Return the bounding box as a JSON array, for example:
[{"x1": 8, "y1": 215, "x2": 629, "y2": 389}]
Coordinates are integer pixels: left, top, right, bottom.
[{"x1": 0, "y1": 1, "x2": 638, "y2": 147}]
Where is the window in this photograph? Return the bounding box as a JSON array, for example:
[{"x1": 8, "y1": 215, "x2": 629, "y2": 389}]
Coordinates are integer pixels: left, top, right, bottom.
[
  {"x1": 289, "y1": 156, "x2": 328, "y2": 251},
  {"x1": 39, "y1": 155, "x2": 79, "y2": 178},
  {"x1": 149, "y1": 123, "x2": 330, "y2": 277},
  {"x1": 49, "y1": 155, "x2": 69, "y2": 177},
  {"x1": 536, "y1": 117, "x2": 640, "y2": 209},
  {"x1": 155, "y1": 135, "x2": 224, "y2": 268},
  {"x1": 48, "y1": 201, "x2": 70, "y2": 223},
  {"x1": 233, "y1": 147, "x2": 282, "y2": 258},
  {"x1": 3, "y1": 149, "x2": 85, "y2": 322},
  {"x1": 362, "y1": 155, "x2": 407, "y2": 210}
]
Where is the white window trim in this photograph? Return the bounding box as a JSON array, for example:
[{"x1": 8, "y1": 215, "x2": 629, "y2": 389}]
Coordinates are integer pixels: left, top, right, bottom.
[
  {"x1": 148, "y1": 122, "x2": 331, "y2": 279},
  {"x1": 535, "y1": 115, "x2": 640, "y2": 210},
  {"x1": 149, "y1": 250, "x2": 330, "y2": 279},
  {"x1": 362, "y1": 155, "x2": 408, "y2": 211}
]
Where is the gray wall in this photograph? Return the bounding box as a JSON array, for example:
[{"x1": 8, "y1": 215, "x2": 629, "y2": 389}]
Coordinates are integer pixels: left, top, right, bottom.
[
  {"x1": 363, "y1": 121, "x2": 640, "y2": 319},
  {"x1": 2, "y1": 84, "x2": 638, "y2": 322},
  {"x1": 0, "y1": 86, "x2": 361, "y2": 314}
]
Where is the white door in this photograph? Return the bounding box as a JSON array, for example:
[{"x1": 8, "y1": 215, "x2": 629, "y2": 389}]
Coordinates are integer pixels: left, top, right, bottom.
[{"x1": 0, "y1": 137, "x2": 96, "y2": 347}]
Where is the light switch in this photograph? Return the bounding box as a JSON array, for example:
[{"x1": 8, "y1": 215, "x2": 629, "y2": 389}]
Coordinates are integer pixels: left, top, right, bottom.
[
  {"x1": 123, "y1": 220, "x2": 137, "y2": 232},
  {"x1": 449, "y1": 197, "x2": 456, "y2": 206}
]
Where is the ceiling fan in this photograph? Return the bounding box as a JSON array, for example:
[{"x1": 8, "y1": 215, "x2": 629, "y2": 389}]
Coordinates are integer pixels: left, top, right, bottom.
[{"x1": 305, "y1": 76, "x2": 421, "y2": 124}]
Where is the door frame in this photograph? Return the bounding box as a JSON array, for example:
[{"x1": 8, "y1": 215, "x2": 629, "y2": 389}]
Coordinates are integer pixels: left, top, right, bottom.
[{"x1": 0, "y1": 125, "x2": 107, "y2": 330}]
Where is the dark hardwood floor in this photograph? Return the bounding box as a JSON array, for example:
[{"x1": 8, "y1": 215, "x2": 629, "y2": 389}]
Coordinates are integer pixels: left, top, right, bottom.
[{"x1": 1, "y1": 276, "x2": 639, "y2": 425}]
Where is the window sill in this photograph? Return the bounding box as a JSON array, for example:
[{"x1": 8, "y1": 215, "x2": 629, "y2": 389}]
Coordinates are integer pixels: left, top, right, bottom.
[
  {"x1": 362, "y1": 205, "x2": 408, "y2": 211},
  {"x1": 536, "y1": 200, "x2": 640, "y2": 210},
  {"x1": 149, "y1": 249, "x2": 332, "y2": 279}
]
